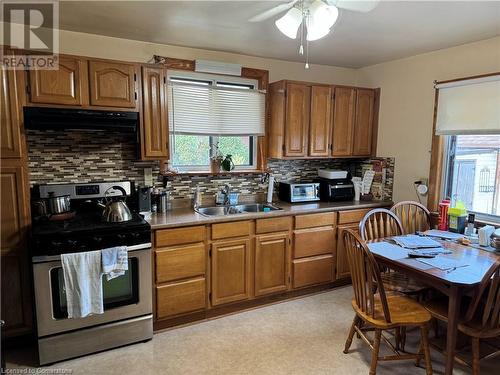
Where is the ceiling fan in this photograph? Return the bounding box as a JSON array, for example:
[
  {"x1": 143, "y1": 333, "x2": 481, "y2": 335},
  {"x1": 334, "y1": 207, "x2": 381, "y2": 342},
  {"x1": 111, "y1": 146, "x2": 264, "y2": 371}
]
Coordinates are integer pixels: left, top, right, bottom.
[{"x1": 249, "y1": 0, "x2": 380, "y2": 68}]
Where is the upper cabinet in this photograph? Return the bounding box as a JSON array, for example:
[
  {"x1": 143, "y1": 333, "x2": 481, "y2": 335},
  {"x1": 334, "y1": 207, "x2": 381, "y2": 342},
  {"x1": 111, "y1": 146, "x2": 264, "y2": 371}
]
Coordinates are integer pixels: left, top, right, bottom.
[
  {"x1": 309, "y1": 85, "x2": 332, "y2": 157},
  {"x1": 268, "y1": 80, "x2": 379, "y2": 159},
  {"x1": 352, "y1": 89, "x2": 375, "y2": 156},
  {"x1": 89, "y1": 61, "x2": 137, "y2": 108},
  {"x1": 284, "y1": 83, "x2": 310, "y2": 157},
  {"x1": 141, "y1": 66, "x2": 168, "y2": 159},
  {"x1": 28, "y1": 56, "x2": 88, "y2": 106},
  {"x1": 1, "y1": 65, "x2": 24, "y2": 158},
  {"x1": 331, "y1": 87, "x2": 355, "y2": 157},
  {"x1": 26, "y1": 55, "x2": 139, "y2": 111}
]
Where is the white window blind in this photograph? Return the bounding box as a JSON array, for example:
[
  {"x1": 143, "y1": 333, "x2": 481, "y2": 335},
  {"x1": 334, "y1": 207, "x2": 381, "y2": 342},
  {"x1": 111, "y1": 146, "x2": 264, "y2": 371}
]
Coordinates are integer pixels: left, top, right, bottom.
[
  {"x1": 435, "y1": 74, "x2": 500, "y2": 135},
  {"x1": 168, "y1": 81, "x2": 266, "y2": 136}
]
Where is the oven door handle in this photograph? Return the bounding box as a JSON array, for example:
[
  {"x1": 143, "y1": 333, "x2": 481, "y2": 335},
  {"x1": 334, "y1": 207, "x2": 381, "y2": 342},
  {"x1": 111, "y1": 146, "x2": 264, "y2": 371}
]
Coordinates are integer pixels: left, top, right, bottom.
[{"x1": 32, "y1": 242, "x2": 152, "y2": 263}]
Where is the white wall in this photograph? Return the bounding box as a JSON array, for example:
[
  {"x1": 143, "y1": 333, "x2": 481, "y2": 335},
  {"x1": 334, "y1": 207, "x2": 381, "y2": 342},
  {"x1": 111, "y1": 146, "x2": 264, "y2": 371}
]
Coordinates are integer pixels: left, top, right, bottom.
[
  {"x1": 357, "y1": 36, "x2": 500, "y2": 203},
  {"x1": 57, "y1": 29, "x2": 358, "y2": 85}
]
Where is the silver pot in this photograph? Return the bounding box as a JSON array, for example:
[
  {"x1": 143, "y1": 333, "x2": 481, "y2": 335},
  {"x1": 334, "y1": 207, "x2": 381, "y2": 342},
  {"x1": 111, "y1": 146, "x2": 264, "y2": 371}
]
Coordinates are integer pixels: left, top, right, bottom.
[
  {"x1": 99, "y1": 186, "x2": 133, "y2": 223},
  {"x1": 47, "y1": 194, "x2": 71, "y2": 214}
]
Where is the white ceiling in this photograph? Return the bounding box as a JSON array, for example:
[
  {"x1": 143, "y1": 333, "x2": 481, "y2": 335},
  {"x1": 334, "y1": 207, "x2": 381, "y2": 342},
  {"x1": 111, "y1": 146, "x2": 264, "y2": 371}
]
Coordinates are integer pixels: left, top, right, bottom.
[{"x1": 58, "y1": 1, "x2": 500, "y2": 68}]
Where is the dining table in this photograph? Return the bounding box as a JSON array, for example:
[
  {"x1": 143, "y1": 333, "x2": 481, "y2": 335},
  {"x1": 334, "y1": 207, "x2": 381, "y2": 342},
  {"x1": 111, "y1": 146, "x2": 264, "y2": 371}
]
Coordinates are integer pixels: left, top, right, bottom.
[{"x1": 368, "y1": 238, "x2": 500, "y2": 375}]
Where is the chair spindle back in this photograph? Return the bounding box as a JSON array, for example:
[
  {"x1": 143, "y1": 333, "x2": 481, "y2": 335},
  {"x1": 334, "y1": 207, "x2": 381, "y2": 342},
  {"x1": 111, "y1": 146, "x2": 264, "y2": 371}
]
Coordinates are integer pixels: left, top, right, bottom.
[
  {"x1": 359, "y1": 208, "x2": 404, "y2": 241},
  {"x1": 465, "y1": 260, "x2": 500, "y2": 330},
  {"x1": 343, "y1": 229, "x2": 391, "y2": 323},
  {"x1": 391, "y1": 201, "x2": 432, "y2": 234}
]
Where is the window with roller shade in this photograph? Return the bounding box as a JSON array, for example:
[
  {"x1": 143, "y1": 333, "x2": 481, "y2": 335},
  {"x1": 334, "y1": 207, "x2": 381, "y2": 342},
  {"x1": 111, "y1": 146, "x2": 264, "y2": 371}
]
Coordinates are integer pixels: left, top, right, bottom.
[
  {"x1": 436, "y1": 74, "x2": 500, "y2": 222},
  {"x1": 167, "y1": 71, "x2": 265, "y2": 171}
]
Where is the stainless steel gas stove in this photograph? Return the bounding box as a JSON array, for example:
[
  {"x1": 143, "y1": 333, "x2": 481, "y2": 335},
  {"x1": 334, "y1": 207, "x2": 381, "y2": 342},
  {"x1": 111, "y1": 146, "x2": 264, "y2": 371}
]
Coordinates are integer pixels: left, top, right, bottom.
[{"x1": 30, "y1": 181, "x2": 153, "y2": 365}]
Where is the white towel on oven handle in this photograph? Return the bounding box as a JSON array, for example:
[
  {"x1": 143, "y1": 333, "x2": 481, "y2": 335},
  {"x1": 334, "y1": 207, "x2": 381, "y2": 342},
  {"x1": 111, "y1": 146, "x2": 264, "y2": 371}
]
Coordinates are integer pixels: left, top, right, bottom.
[
  {"x1": 61, "y1": 250, "x2": 104, "y2": 319},
  {"x1": 101, "y1": 246, "x2": 128, "y2": 281}
]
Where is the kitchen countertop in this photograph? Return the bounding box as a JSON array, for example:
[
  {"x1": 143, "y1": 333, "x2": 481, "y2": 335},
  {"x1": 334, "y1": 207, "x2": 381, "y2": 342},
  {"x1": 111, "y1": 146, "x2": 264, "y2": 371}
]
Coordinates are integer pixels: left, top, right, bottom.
[{"x1": 144, "y1": 200, "x2": 393, "y2": 230}]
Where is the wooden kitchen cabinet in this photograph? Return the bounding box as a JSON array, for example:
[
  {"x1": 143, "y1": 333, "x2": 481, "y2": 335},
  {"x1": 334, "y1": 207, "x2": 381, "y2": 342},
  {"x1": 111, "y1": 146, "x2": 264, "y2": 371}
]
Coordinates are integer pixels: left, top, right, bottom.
[
  {"x1": 336, "y1": 223, "x2": 359, "y2": 280},
  {"x1": 284, "y1": 83, "x2": 310, "y2": 157},
  {"x1": 88, "y1": 60, "x2": 138, "y2": 108},
  {"x1": 141, "y1": 66, "x2": 168, "y2": 159},
  {"x1": 1, "y1": 159, "x2": 33, "y2": 337},
  {"x1": 309, "y1": 85, "x2": 332, "y2": 157},
  {"x1": 293, "y1": 255, "x2": 334, "y2": 288},
  {"x1": 211, "y1": 238, "x2": 251, "y2": 306},
  {"x1": 255, "y1": 233, "x2": 290, "y2": 297},
  {"x1": 1, "y1": 64, "x2": 24, "y2": 158},
  {"x1": 156, "y1": 277, "x2": 206, "y2": 319},
  {"x1": 27, "y1": 55, "x2": 88, "y2": 106},
  {"x1": 269, "y1": 80, "x2": 378, "y2": 159},
  {"x1": 353, "y1": 89, "x2": 375, "y2": 156},
  {"x1": 331, "y1": 87, "x2": 356, "y2": 157}
]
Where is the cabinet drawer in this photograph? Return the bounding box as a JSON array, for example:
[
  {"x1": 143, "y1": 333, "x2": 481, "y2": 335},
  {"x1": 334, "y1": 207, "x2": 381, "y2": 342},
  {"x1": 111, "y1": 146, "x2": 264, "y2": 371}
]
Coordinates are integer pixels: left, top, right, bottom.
[
  {"x1": 256, "y1": 216, "x2": 292, "y2": 234},
  {"x1": 155, "y1": 243, "x2": 205, "y2": 283},
  {"x1": 156, "y1": 277, "x2": 206, "y2": 319},
  {"x1": 295, "y1": 212, "x2": 335, "y2": 229},
  {"x1": 337, "y1": 209, "x2": 373, "y2": 225},
  {"x1": 293, "y1": 255, "x2": 333, "y2": 288},
  {"x1": 294, "y1": 227, "x2": 335, "y2": 258},
  {"x1": 155, "y1": 226, "x2": 205, "y2": 247},
  {"x1": 212, "y1": 221, "x2": 251, "y2": 240}
]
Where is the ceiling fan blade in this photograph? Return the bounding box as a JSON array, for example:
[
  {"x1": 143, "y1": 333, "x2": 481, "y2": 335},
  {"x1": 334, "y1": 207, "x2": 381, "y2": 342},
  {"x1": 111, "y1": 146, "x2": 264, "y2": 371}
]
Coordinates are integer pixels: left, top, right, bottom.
[
  {"x1": 327, "y1": 0, "x2": 380, "y2": 13},
  {"x1": 248, "y1": 1, "x2": 298, "y2": 22}
]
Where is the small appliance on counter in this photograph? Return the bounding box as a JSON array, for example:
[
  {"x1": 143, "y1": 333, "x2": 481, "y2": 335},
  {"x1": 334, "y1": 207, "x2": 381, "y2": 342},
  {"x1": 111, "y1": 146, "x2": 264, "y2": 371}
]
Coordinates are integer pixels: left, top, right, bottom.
[
  {"x1": 278, "y1": 181, "x2": 320, "y2": 203},
  {"x1": 318, "y1": 169, "x2": 355, "y2": 202}
]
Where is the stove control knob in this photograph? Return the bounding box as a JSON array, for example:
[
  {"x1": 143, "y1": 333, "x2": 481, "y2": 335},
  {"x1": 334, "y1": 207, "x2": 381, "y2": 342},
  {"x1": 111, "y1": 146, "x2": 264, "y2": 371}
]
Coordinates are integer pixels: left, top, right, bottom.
[
  {"x1": 67, "y1": 239, "x2": 78, "y2": 246},
  {"x1": 51, "y1": 241, "x2": 63, "y2": 248},
  {"x1": 117, "y1": 234, "x2": 127, "y2": 241},
  {"x1": 131, "y1": 232, "x2": 140, "y2": 238}
]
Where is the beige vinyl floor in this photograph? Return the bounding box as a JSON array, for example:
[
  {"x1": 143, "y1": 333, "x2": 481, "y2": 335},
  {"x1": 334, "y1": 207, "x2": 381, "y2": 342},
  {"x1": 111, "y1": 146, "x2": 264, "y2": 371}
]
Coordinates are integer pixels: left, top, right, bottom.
[{"x1": 5, "y1": 286, "x2": 499, "y2": 374}]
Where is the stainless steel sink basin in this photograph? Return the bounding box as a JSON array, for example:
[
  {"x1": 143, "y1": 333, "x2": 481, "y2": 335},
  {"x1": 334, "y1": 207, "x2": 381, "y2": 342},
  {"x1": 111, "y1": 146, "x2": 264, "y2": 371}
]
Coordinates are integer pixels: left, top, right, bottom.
[{"x1": 196, "y1": 203, "x2": 282, "y2": 217}]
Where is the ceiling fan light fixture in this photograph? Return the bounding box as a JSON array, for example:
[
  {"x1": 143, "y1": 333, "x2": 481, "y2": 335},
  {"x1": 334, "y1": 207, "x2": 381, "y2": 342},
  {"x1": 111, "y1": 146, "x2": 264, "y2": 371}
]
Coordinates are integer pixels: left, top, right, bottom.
[
  {"x1": 275, "y1": 7, "x2": 303, "y2": 39},
  {"x1": 306, "y1": 26, "x2": 331, "y2": 41},
  {"x1": 306, "y1": 1, "x2": 338, "y2": 40}
]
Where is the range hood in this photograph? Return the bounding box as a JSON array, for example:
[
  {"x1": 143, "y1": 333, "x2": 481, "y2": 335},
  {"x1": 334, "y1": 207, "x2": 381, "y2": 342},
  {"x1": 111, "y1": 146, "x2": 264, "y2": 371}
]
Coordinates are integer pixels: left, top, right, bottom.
[{"x1": 24, "y1": 107, "x2": 139, "y2": 132}]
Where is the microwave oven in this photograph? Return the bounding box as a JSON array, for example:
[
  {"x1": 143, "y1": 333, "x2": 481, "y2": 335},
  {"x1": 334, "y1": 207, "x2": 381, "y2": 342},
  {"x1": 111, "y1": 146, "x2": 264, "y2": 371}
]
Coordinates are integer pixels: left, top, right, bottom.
[{"x1": 278, "y1": 181, "x2": 320, "y2": 203}]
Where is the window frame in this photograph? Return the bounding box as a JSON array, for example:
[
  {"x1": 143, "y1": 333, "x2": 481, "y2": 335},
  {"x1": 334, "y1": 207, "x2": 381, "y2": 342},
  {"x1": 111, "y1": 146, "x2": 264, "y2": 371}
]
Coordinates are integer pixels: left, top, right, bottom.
[
  {"x1": 429, "y1": 73, "x2": 500, "y2": 225},
  {"x1": 441, "y1": 135, "x2": 500, "y2": 223},
  {"x1": 167, "y1": 70, "x2": 259, "y2": 172}
]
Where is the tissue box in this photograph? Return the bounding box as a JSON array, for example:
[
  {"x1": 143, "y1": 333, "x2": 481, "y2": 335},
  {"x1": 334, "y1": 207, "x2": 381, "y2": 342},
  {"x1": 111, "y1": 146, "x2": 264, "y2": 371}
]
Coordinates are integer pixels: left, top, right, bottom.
[{"x1": 478, "y1": 225, "x2": 495, "y2": 246}]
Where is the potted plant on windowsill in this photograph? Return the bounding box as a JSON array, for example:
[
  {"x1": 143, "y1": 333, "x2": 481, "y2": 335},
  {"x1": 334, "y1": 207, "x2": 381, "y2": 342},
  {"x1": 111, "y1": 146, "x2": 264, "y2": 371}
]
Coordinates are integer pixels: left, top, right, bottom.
[{"x1": 210, "y1": 143, "x2": 224, "y2": 173}]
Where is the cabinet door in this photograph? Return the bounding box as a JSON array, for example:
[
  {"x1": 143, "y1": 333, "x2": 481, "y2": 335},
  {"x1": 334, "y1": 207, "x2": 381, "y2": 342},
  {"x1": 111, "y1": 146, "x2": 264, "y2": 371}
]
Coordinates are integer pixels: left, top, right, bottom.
[
  {"x1": 1, "y1": 159, "x2": 33, "y2": 337},
  {"x1": 332, "y1": 87, "x2": 355, "y2": 157},
  {"x1": 89, "y1": 61, "x2": 137, "y2": 108},
  {"x1": 309, "y1": 86, "x2": 332, "y2": 157},
  {"x1": 336, "y1": 223, "x2": 359, "y2": 280},
  {"x1": 1, "y1": 65, "x2": 23, "y2": 158},
  {"x1": 284, "y1": 83, "x2": 310, "y2": 157},
  {"x1": 141, "y1": 66, "x2": 168, "y2": 159},
  {"x1": 255, "y1": 233, "x2": 289, "y2": 297},
  {"x1": 28, "y1": 56, "x2": 88, "y2": 106},
  {"x1": 211, "y1": 238, "x2": 251, "y2": 306},
  {"x1": 353, "y1": 89, "x2": 375, "y2": 156}
]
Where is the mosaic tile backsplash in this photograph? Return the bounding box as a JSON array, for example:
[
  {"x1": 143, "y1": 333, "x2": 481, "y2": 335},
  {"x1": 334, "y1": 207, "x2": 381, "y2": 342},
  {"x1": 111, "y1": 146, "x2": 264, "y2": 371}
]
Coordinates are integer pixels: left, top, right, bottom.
[{"x1": 27, "y1": 130, "x2": 394, "y2": 201}]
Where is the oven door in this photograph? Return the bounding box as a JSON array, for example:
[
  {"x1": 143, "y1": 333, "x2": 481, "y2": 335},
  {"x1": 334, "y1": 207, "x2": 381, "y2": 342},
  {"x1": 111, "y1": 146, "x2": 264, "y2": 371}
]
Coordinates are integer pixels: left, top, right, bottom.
[{"x1": 32, "y1": 244, "x2": 152, "y2": 337}]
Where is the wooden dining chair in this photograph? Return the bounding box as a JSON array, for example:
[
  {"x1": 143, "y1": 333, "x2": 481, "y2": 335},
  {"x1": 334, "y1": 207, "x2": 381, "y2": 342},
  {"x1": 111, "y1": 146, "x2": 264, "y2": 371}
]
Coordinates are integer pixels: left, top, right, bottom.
[
  {"x1": 391, "y1": 201, "x2": 432, "y2": 234},
  {"x1": 342, "y1": 229, "x2": 433, "y2": 375},
  {"x1": 359, "y1": 209, "x2": 427, "y2": 297},
  {"x1": 423, "y1": 260, "x2": 500, "y2": 375}
]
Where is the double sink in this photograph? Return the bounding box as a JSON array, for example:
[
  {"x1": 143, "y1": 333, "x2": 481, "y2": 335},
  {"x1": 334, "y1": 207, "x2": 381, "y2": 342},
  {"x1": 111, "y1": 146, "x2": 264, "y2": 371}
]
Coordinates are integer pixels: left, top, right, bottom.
[{"x1": 196, "y1": 203, "x2": 282, "y2": 217}]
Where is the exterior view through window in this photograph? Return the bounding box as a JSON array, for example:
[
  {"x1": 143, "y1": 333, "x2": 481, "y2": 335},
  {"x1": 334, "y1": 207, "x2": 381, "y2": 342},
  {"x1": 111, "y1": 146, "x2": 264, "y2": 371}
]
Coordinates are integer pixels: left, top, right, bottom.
[
  {"x1": 168, "y1": 74, "x2": 258, "y2": 171},
  {"x1": 444, "y1": 134, "x2": 500, "y2": 220}
]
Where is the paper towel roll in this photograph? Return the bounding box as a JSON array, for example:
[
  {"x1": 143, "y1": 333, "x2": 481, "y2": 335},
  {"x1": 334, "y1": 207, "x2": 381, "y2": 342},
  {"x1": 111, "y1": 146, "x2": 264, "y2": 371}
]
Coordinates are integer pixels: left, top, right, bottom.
[{"x1": 267, "y1": 176, "x2": 275, "y2": 203}]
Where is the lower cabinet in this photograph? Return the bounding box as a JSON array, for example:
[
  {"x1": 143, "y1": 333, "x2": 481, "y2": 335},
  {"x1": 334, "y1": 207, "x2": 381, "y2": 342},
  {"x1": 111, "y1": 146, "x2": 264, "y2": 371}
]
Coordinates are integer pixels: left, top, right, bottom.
[
  {"x1": 293, "y1": 255, "x2": 334, "y2": 288},
  {"x1": 254, "y1": 233, "x2": 290, "y2": 297},
  {"x1": 156, "y1": 278, "x2": 206, "y2": 319},
  {"x1": 336, "y1": 223, "x2": 360, "y2": 280},
  {"x1": 211, "y1": 238, "x2": 251, "y2": 306}
]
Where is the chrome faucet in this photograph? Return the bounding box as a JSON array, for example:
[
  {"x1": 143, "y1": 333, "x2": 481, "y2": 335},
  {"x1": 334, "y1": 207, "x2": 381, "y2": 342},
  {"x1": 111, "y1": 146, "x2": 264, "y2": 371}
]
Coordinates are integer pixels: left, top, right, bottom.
[
  {"x1": 221, "y1": 184, "x2": 231, "y2": 205},
  {"x1": 193, "y1": 186, "x2": 202, "y2": 210}
]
